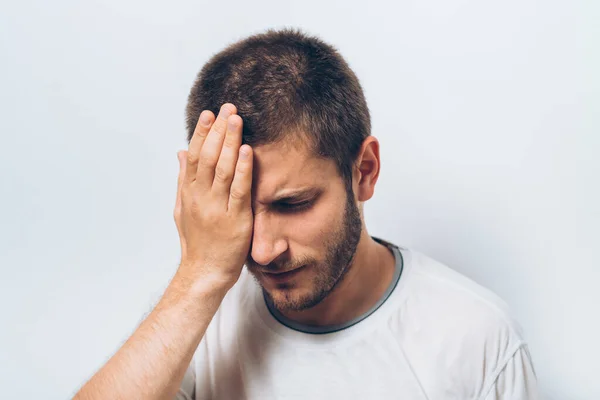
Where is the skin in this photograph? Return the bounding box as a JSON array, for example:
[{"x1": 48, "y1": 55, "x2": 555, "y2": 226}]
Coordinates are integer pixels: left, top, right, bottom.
[
  {"x1": 246, "y1": 139, "x2": 396, "y2": 326},
  {"x1": 73, "y1": 103, "x2": 395, "y2": 399}
]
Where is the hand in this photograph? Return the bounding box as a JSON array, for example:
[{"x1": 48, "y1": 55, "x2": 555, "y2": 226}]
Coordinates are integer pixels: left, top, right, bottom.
[{"x1": 174, "y1": 103, "x2": 253, "y2": 290}]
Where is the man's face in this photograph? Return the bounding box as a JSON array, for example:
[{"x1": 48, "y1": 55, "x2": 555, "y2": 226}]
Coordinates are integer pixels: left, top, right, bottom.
[{"x1": 245, "y1": 140, "x2": 363, "y2": 313}]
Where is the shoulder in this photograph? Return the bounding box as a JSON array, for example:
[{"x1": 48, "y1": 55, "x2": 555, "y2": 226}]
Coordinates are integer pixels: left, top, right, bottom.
[
  {"x1": 389, "y1": 248, "x2": 529, "y2": 396},
  {"x1": 400, "y1": 248, "x2": 525, "y2": 342}
]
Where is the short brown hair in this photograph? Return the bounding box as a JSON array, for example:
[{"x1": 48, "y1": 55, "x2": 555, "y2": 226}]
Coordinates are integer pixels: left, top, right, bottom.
[{"x1": 185, "y1": 28, "x2": 371, "y2": 186}]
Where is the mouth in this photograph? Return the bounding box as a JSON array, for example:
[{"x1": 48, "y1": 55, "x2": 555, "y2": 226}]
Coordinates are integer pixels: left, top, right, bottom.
[{"x1": 262, "y1": 265, "x2": 306, "y2": 283}]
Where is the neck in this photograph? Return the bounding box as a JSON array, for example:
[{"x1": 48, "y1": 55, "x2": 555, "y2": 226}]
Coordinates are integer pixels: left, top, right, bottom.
[{"x1": 279, "y1": 230, "x2": 396, "y2": 327}]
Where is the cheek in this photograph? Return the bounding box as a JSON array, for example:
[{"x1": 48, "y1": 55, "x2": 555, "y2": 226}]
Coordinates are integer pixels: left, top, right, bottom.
[{"x1": 283, "y1": 201, "x2": 342, "y2": 249}]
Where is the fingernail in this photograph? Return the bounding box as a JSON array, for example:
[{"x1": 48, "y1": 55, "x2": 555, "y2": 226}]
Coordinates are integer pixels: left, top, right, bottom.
[
  {"x1": 240, "y1": 147, "x2": 249, "y2": 160},
  {"x1": 199, "y1": 111, "x2": 211, "y2": 126}
]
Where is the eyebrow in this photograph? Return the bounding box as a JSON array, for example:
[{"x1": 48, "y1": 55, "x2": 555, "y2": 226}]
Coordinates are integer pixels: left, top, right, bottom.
[{"x1": 262, "y1": 188, "x2": 323, "y2": 204}]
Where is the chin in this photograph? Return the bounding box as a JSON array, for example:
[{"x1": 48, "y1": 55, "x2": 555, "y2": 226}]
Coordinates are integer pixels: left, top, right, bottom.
[
  {"x1": 249, "y1": 264, "x2": 333, "y2": 311},
  {"x1": 267, "y1": 282, "x2": 332, "y2": 312},
  {"x1": 267, "y1": 286, "x2": 306, "y2": 310}
]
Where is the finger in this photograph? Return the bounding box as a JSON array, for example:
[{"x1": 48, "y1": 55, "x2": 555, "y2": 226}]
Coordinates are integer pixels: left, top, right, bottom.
[
  {"x1": 212, "y1": 114, "x2": 243, "y2": 197},
  {"x1": 175, "y1": 151, "x2": 188, "y2": 253},
  {"x1": 228, "y1": 145, "x2": 253, "y2": 212},
  {"x1": 185, "y1": 110, "x2": 215, "y2": 184},
  {"x1": 196, "y1": 103, "x2": 237, "y2": 189},
  {"x1": 175, "y1": 150, "x2": 187, "y2": 215}
]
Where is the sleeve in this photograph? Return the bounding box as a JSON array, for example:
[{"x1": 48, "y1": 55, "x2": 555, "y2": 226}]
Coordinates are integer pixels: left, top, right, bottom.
[
  {"x1": 174, "y1": 358, "x2": 196, "y2": 400},
  {"x1": 482, "y1": 344, "x2": 539, "y2": 400}
]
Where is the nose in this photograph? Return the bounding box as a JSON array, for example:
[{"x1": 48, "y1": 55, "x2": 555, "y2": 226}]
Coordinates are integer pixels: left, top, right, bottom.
[{"x1": 250, "y1": 211, "x2": 288, "y2": 266}]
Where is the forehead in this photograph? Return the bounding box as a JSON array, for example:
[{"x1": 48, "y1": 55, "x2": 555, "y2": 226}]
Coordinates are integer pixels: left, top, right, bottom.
[{"x1": 251, "y1": 141, "x2": 338, "y2": 201}]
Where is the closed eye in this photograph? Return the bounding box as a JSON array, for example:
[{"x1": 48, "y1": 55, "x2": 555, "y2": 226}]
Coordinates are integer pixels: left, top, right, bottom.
[{"x1": 275, "y1": 200, "x2": 313, "y2": 213}]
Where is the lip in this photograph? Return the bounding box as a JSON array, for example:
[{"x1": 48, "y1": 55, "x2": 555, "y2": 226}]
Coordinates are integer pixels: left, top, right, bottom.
[{"x1": 262, "y1": 265, "x2": 306, "y2": 283}]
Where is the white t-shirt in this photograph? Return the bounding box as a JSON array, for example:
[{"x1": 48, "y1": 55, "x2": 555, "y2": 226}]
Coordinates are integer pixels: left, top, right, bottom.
[{"x1": 176, "y1": 238, "x2": 538, "y2": 399}]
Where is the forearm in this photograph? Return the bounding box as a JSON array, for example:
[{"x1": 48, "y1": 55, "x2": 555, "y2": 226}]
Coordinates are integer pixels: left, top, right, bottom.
[{"x1": 73, "y1": 271, "x2": 230, "y2": 400}]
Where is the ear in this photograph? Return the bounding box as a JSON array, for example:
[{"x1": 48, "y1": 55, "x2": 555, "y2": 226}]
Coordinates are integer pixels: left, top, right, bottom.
[{"x1": 353, "y1": 137, "x2": 381, "y2": 202}]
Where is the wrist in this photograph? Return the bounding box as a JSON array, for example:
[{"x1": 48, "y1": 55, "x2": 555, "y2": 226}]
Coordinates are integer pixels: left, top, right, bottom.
[{"x1": 172, "y1": 263, "x2": 237, "y2": 297}]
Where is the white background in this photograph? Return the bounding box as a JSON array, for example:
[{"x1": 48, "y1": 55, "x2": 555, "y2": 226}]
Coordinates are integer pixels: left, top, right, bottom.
[{"x1": 0, "y1": 0, "x2": 597, "y2": 399}]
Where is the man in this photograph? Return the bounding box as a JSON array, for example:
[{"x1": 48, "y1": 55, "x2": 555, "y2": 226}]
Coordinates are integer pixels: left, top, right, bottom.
[{"x1": 74, "y1": 28, "x2": 538, "y2": 399}]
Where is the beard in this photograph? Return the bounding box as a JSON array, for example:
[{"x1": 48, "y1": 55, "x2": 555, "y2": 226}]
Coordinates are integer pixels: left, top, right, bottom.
[{"x1": 247, "y1": 187, "x2": 363, "y2": 312}]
